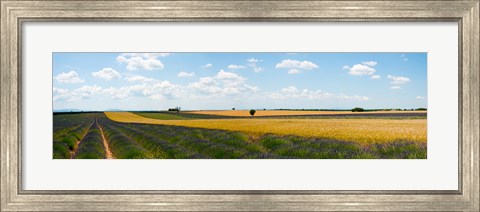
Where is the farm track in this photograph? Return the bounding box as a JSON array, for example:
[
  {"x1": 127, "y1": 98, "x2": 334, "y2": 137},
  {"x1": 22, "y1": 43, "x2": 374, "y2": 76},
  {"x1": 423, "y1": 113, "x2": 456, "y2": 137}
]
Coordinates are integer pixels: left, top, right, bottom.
[
  {"x1": 54, "y1": 113, "x2": 428, "y2": 159},
  {"x1": 97, "y1": 120, "x2": 114, "y2": 159}
]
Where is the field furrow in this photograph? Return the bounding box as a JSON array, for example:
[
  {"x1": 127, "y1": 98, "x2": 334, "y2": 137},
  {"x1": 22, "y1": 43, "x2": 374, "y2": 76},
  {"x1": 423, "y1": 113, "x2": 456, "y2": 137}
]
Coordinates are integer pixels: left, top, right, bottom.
[{"x1": 54, "y1": 112, "x2": 427, "y2": 159}]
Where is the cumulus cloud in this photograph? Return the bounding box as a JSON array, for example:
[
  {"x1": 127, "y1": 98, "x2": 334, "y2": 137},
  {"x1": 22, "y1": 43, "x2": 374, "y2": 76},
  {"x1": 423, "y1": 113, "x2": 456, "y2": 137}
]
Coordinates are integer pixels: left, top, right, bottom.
[
  {"x1": 344, "y1": 61, "x2": 378, "y2": 76},
  {"x1": 54, "y1": 71, "x2": 84, "y2": 84},
  {"x1": 102, "y1": 81, "x2": 185, "y2": 100},
  {"x1": 125, "y1": 75, "x2": 155, "y2": 83},
  {"x1": 102, "y1": 86, "x2": 133, "y2": 100},
  {"x1": 227, "y1": 64, "x2": 246, "y2": 69},
  {"x1": 337, "y1": 93, "x2": 369, "y2": 101},
  {"x1": 73, "y1": 85, "x2": 103, "y2": 99},
  {"x1": 387, "y1": 75, "x2": 410, "y2": 84},
  {"x1": 268, "y1": 86, "x2": 333, "y2": 100},
  {"x1": 189, "y1": 69, "x2": 258, "y2": 96},
  {"x1": 416, "y1": 96, "x2": 425, "y2": 99},
  {"x1": 202, "y1": 63, "x2": 213, "y2": 68},
  {"x1": 371, "y1": 75, "x2": 381, "y2": 79},
  {"x1": 267, "y1": 86, "x2": 369, "y2": 102},
  {"x1": 53, "y1": 85, "x2": 103, "y2": 102},
  {"x1": 177, "y1": 72, "x2": 195, "y2": 78},
  {"x1": 246, "y1": 58, "x2": 263, "y2": 72},
  {"x1": 362, "y1": 61, "x2": 378, "y2": 66},
  {"x1": 92, "y1": 68, "x2": 121, "y2": 80},
  {"x1": 345, "y1": 64, "x2": 376, "y2": 76},
  {"x1": 275, "y1": 59, "x2": 319, "y2": 70},
  {"x1": 116, "y1": 53, "x2": 167, "y2": 71},
  {"x1": 145, "y1": 81, "x2": 185, "y2": 100},
  {"x1": 390, "y1": 86, "x2": 402, "y2": 90},
  {"x1": 288, "y1": 69, "x2": 301, "y2": 74},
  {"x1": 53, "y1": 87, "x2": 74, "y2": 102}
]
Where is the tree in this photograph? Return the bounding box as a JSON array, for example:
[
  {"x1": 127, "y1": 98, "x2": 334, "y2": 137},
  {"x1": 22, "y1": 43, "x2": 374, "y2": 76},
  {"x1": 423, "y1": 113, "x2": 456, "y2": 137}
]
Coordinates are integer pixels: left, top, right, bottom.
[
  {"x1": 168, "y1": 106, "x2": 181, "y2": 113},
  {"x1": 249, "y1": 109, "x2": 256, "y2": 117},
  {"x1": 352, "y1": 107, "x2": 364, "y2": 112},
  {"x1": 232, "y1": 108, "x2": 235, "y2": 110}
]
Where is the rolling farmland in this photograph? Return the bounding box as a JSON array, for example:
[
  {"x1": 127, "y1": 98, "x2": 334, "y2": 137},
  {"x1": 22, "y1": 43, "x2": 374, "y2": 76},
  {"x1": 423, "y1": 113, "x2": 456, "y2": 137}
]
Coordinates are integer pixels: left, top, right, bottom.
[
  {"x1": 183, "y1": 110, "x2": 427, "y2": 117},
  {"x1": 106, "y1": 112, "x2": 426, "y2": 144},
  {"x1": 53, "y1": 111, "x2": 427, "y2": 159}
]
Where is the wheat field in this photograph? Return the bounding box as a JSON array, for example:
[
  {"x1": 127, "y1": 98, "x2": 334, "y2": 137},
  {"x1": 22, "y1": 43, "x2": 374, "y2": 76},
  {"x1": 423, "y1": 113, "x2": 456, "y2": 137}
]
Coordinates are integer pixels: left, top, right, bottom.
[
  {"x1": 105, "y1": 112, "x2": 426, "y2": 144},
  {"x1": 183, "y1": 110, "x2": 426, "y2": 117}
]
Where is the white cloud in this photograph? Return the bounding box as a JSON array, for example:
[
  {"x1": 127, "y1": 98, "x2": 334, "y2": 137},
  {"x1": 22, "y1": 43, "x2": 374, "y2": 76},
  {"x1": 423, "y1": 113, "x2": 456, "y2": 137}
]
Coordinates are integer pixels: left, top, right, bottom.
[
  {"x1": 246, "y1": 58, "x2": 263, "y2": 73},
  {"x1": 275, "y1": 59, "x2": 319, "y2": 70},
  {"x1": 125, "y1": 75, "x2": 155, "y2": 83},
  {"x1": 92, "y1": 68, "x2": 121, "y2": 80},
  {"x1": 362, "y1": 61, "x2": 377, "y2": 66},
  {"x1": 268, "y1": 86, "x2": 333, "y2": 100},
  {"x1": 268, "y1": 86, "x2": 368, "y2": 102},
  {"x1": 288, "y1": 69, "x2": 301, "y2": 74},
  {"x1": 54, "y1": 71, "x2": 84, "y2": 84},
  {"x1": 102, "y1": 86, "x2": 134, "y2": 100},
  {"x1": 416, "y1": 96, "x2": 425, "y2": 99},
  {"x1": 142, "y1": 81, "x2": 185, "y2": 100},
  {"x1": 252, "y1": 66, "x2": 263, "y2": 73},
  {"x1": 177, "y1": 72, "x2": 195, "y2": 78},
  {"x1": 337, "y1": 93, "x2": 369, "y2": 101},
  {"x1": 53, "y1": 87, "x2": 74, "y2": 102},
  {"x1": 189, "y1": 70, "x2": 258, "y2": 96},
  {"x1": 371, "y1": 75, "x2": 381, "y2": 79},
  {"x1": 53, "y1": 85, "x2": 103, "y2": 102},
  {"x1": 227, "y1": 64, "x2": 246, "y2": 69},
  {"x1": 189, "y1": 77, "x2": 222, "y2": 94},
  {"x1": 216, "y1": 69, "x2": 244, "y2": 81},
  {"x1": 347, "y1": 64, "x2": 376, "y2": 76},
  {"x1": 387, "y1": 75, "x2": 410, "y2": 84},
  {"x1": 73, "y1": 85, "x2": 103, "y2": 99},
  {"x1": 116, "y1": 53, "x2": 166, "y2": 71},
  {"x1": 390, "y1": 86, "x2": 402, "y2": 90},
  {"x1": 202, "y1": 63, "x2": 213, "y2": 68},
  {"x1": 102, "y1": 81, "x2": 185, "y2": 100}
]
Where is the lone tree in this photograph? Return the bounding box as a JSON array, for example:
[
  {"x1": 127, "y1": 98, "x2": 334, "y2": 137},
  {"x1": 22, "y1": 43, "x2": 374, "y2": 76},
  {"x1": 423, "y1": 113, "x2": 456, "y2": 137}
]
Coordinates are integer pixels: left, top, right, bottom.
[
  {"x1": 168, "y1": 106, "x2": 181, "y2": 113},
  {"x1": 232, "y1": 108, "x2": 235, "y2": 110},
  {"x1": 249, "y1": 109, "x2": 256, "y2": 117},
  {"x1": 352, "y1": 107, "x2": 364, "y2": 112}
]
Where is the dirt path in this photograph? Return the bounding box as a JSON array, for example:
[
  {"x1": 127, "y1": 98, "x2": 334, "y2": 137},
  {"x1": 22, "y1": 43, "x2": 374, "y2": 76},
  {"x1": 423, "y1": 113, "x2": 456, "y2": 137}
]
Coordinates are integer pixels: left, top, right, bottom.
[{"x1": 97, "y1": 120, "x2": 114, "y2": 159}]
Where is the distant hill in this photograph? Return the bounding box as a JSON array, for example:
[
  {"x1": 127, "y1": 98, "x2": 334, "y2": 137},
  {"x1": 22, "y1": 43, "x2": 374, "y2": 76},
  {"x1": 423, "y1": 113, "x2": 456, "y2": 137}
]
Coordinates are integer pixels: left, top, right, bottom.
[
  {"x1": 53, "y1": 108, "x2": 82, "y2": 113},
  {"x1": 105, "y1": 109, "x2": 124, "y2": 112}
]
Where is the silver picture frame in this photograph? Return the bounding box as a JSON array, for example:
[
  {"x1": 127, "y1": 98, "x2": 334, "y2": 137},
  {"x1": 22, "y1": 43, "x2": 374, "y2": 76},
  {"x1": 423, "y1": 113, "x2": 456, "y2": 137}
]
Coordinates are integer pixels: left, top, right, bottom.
[{"x1": 1, "y1": 0, "x2": 478, "y2": 211}]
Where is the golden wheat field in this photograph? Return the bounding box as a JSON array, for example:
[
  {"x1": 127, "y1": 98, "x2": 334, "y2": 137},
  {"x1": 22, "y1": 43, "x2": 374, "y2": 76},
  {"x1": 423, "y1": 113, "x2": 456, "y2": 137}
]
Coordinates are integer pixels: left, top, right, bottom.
[
  {"x1": 183, "y1": 110, "x2": 426, "y2": 117},
  {"x1": 105, "y1": 112, "x2": 427, "y2": 144}
]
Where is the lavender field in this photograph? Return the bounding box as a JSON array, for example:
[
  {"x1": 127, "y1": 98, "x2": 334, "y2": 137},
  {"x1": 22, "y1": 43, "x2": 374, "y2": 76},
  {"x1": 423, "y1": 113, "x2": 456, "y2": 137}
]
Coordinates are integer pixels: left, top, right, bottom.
[{"x1": 53, "y1": 112, "x2": 426, "y2": 159}]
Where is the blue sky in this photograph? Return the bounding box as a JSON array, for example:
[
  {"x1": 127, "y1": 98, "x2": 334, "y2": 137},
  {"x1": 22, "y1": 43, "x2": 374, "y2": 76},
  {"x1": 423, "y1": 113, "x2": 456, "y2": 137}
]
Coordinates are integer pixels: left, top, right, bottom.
[{"x1": 52, "y1": 52, "x2": 427, "y2": 111}]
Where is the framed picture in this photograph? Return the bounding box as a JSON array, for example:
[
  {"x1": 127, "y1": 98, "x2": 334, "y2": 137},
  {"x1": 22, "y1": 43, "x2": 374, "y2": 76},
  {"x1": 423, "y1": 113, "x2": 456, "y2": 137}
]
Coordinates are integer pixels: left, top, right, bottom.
[{"x1": 1, "y1": 0, "x2": 478, "y2": 211}]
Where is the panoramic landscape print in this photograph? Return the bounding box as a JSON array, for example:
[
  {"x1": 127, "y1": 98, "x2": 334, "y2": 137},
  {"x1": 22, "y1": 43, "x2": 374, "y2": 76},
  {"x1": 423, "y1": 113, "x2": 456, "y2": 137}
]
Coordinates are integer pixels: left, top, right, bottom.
[{"x1": 53, "y1": 52, "x2": 427, "y2": 159}]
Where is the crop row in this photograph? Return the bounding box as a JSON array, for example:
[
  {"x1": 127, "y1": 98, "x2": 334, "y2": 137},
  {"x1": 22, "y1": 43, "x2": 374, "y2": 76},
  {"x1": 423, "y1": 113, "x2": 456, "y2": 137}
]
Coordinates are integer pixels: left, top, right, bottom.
[
  {"x1": 53, "y1": 113, "x2": 97, "y2": 159},
  {"x1": 53, "y1": 113, "x2": 427, "y2": 159},
  {"x1": 73, "y1": 119, "x2": 107, "y2": 159}
]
